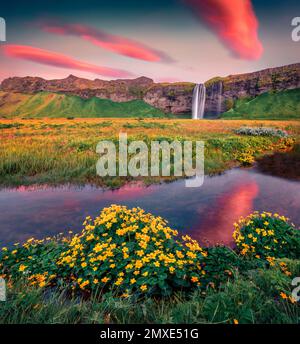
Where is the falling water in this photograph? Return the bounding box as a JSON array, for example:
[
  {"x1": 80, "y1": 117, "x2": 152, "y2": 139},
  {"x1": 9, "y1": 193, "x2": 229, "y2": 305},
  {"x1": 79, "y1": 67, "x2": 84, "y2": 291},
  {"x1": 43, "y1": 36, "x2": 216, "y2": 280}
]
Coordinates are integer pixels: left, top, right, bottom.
[
  {"x1": 211, "y1": 81, "x2": 223, "y2": 115},
  {"x1": 192, "y1": 84, "x2": 206, "y2": 119}
]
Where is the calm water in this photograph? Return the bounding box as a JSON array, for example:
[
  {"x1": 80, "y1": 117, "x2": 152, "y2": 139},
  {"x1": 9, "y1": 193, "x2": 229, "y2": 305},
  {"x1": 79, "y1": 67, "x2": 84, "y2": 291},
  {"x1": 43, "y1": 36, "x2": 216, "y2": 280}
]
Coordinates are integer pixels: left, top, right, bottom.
[{"x1": 0, "y1": 168, "x2": 300, "y2": 247}]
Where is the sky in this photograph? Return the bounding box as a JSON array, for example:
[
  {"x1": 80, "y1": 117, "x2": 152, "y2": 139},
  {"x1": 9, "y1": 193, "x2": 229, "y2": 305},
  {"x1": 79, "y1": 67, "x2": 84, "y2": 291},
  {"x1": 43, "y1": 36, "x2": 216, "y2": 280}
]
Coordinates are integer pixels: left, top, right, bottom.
[{"x1": 0, "y1": 0, "x2": 299, "y2": 83}]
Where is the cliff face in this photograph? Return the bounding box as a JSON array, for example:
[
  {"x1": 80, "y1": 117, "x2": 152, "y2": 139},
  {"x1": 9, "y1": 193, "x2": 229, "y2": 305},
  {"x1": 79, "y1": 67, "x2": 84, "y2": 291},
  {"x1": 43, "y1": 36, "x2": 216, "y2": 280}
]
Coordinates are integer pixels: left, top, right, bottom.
[
  {"x1": 1, "y1": 63, "x2": 299, "y2": 116},
  {"x1": 205, "y1": 63, "x2": 300, "y2": 116},
  {"x1": 0, "y1": 75, "x2": 154, "y2": 103},
  {"x1": 143, "y1": 83, "x2": 195, "y2": 114},
  {"x1": 0, "y1": 74, "x2": 195, "y2": 114}
]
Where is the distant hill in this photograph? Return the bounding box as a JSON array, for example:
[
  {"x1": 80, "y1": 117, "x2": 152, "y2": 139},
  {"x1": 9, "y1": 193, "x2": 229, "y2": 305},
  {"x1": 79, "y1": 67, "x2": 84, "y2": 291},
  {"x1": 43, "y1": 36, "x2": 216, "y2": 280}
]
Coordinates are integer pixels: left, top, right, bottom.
[
  {"x1": 221, "y1": 89, "x2": 300, "y2": 120},
  {"x1": 0, "y1": 91, "x2": 167, "y2": 118}
]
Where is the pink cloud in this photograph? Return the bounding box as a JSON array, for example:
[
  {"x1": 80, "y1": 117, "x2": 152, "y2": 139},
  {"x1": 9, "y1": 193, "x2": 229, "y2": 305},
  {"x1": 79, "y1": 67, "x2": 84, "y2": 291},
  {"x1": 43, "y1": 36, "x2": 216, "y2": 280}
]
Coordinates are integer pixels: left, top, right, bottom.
[
  {"x1": 2, "y1": 44, "x2": 133, "y2": 78},
  {"x1": 40, "y1": 21, "x2": 173, "y2": 63},
  {"x1": 185, "y1": 0, "x2": 263, "y2": 60}
]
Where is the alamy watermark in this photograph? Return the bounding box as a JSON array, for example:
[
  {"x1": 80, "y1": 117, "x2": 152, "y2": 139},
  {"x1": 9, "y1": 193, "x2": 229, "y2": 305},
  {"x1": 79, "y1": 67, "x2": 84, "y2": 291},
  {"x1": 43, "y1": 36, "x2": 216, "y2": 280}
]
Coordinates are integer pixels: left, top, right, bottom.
[
  {"x1": 96, "y1": 133, "x2": 204, "y2": 187},
  {"x1": 0, "y1": 17, "x2": 6, "y2": 42},
  {"x1": 0, "y1": 277, "x2": 6, "y2": 301},
  {"x1": 292, "y1": 277, "x2": 300, "y2": 302},
  {"x1": 291, "y1": 17, "x2": 300, "y2": 42}
]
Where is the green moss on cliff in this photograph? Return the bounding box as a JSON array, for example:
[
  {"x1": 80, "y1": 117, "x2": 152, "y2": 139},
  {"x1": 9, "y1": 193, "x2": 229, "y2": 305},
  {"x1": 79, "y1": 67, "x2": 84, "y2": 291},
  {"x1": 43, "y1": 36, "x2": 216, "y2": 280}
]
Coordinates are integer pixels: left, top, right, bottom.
[
  {"x1": 0, "y1": 92, "x2": 167, "y2": 118},
  {"x1": 221, "y1": 89, "x2": 300, "y2": 119},
  {"x1": 205, "y1": 77, "x2": 224, "y2": 88},
  {"x1": 148, "y1": 82, "x2": 195, "y2": 93}
]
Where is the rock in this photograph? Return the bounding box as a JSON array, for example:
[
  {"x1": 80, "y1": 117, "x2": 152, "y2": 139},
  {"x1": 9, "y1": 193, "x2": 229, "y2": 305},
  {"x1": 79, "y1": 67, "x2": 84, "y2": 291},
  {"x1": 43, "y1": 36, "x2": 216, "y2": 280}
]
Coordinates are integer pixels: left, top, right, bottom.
[{"x1": 143, "y1": 83, "x2": 195, "y2": 114}]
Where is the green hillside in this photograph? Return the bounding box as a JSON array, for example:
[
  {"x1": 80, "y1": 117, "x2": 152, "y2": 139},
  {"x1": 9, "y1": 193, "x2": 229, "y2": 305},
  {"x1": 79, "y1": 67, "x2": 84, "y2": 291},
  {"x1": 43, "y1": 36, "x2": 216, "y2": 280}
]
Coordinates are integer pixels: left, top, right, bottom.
[
  {"x1": 0, "y1": 92, "x2": 167, "y2": 118},
  {"x1": 221, "y1": 89, "x2": 300, "y2": 120}
]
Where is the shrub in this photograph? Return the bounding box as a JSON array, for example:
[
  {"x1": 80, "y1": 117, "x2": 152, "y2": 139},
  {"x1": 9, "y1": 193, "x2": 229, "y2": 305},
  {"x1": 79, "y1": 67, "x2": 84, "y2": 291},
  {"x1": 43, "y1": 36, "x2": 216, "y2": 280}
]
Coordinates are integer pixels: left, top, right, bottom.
[
  {"x1": 235, "y1": 127, "x2": 288, "y2": 138},
  {"x1": 233, "y1": 211, "x2": 300, "y2": 260},
  {"x1": 0, "y1": 236, "x2": 68, "y2": 288},
  {"x1": 57, "y1": 205, "x2": 208, "y2": 296},
  {"x1": 0, "y1": 205, "x2": 208, "y2": 297},
  {"x1": 203, "y1": 246, "x2": 239, "y2": 287}
]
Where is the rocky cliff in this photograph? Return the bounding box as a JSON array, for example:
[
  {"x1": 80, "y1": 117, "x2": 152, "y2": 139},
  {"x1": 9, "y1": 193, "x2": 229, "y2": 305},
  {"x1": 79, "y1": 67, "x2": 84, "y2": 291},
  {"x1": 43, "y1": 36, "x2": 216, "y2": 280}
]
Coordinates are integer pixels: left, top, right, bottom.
[
  {"x1": 143, "y1": 83, "x2": 195, "y2": 114},
  {"x1": 1, "y1": 63, "x2": 299, "y2": 116},
  {"x1": 205, "y1": 63, "x2": 300, "y2": 116},
  {"x1": 0, "y1": 75, "x2": 154, "y2": 103}
]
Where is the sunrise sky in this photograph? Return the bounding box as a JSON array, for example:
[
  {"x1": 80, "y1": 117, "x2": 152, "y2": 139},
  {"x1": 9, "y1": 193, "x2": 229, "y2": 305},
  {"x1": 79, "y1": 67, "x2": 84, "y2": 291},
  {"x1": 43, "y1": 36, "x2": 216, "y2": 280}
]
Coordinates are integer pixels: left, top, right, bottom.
[{"x1": 0, "y1": 0, "x2": 299, "y2": 82}]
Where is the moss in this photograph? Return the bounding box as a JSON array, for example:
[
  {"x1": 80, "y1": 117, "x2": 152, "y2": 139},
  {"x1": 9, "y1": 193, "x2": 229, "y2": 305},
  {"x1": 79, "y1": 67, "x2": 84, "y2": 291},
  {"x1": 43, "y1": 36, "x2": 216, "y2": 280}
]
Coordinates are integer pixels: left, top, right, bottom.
[
  {"x1": 222, "y1": 89, "x2": 300, "y2": 119},
  {"x1": 205, "y1": 77, "x2": 224, "y2": 88}
]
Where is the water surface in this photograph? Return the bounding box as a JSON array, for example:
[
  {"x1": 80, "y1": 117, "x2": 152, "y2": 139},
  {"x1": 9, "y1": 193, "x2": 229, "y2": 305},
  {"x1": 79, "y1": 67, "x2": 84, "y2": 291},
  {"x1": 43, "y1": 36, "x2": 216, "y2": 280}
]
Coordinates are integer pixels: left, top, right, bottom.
[{"x1": 0, "y1": 168, "x2": 299, "y2": 247}]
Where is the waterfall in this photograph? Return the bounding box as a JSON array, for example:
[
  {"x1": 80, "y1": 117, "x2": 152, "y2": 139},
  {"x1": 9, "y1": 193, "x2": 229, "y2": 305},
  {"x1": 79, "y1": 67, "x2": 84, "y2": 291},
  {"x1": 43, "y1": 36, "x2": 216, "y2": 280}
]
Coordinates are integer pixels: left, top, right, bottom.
[
  {"x1": 211, "y1": 81, "x2": 223, "y2": 115},
  {"x1": 192, "y1": 84, "x2": 206, "y2": 119}
]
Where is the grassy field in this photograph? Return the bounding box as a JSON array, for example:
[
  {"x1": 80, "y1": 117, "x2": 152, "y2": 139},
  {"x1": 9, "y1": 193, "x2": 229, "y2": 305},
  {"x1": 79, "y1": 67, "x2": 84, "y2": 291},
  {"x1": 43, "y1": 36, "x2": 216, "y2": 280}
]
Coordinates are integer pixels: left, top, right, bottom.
[
  {"x1": 0, "y1": 118, "x2": 299, "y2": 187},
  {"x1": 222, "y1": 89, "x2": 300, "y2": 120}
]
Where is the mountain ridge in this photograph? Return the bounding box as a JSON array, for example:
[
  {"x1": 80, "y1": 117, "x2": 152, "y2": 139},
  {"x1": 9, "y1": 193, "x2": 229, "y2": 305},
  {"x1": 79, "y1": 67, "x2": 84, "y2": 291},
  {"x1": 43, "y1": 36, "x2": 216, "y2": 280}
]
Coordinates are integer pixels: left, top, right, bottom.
[{"x1": 0, "y1": 63, "x2": 299, "y2": 116}]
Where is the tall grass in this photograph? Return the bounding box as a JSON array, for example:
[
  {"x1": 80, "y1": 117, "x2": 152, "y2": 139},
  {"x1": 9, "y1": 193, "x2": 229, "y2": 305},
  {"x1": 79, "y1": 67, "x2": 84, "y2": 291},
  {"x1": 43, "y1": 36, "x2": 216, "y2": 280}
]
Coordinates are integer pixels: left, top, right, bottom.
[{"x1": 1, "y1": 268, "x2": 299, "y2": 324}]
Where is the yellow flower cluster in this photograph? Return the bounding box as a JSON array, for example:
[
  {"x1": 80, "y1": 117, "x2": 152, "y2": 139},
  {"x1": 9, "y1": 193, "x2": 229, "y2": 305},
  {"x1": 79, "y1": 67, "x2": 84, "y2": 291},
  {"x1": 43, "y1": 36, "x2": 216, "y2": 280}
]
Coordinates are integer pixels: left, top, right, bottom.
[
  {"x1": 280, "y1": 292, "x2": 296, "y2": 304},
  {"x1": 233, "y1": 211, "x2": 299, "y2": 259},
  {"x1": 278, "y1": 261, "x2": 292, "y2": 277},
  {"x1": 236, "y1": 151, "x2": 255, "y2": 165},
  {"x1": 57, "y1": 205, "x2": 208, "y2": 294},
  {"x1": 28, "y1": 272, "x2": 56, "y2": 288}
]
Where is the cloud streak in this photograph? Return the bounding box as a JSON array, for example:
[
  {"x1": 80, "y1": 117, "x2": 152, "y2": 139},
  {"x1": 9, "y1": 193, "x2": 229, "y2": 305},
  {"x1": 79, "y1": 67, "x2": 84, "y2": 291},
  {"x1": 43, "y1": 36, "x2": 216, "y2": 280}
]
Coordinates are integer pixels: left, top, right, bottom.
[
  {"x1": 2, "y1": 44, "x2": 133, "y2": 78},
  {"x1": 40, "y1": 21, "x2": 173, "y2": 63},
  {"x1": 185, "y1": 0, "x2": 263, "y2": 60}
]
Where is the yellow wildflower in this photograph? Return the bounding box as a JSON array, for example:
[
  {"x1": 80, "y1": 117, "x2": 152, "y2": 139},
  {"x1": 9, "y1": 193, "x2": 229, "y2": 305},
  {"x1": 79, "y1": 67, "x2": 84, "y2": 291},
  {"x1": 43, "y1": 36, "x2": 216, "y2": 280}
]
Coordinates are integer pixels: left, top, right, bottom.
[
  {"x1": 169, "y1": 267, "x2": 175, "y2": 273},
  {"x1": 140, "y1": 285, "x2": 147, "y2": 292},
  {"x1": 115, "y1": 277, "x2": 124, "y2": 286}
]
